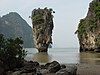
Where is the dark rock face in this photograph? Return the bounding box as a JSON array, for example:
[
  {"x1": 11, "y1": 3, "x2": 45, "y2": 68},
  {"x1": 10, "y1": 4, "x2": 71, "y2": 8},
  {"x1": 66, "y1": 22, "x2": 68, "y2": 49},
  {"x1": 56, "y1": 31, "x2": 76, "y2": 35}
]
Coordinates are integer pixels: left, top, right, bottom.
[
  {"x1": 76, "y1": 0, "x2": 100, "y2": 52},
  {"x1": 48, "y1": 61, "x2": 61, "y2": 73},
  {"x1": 1, "y1": 61, "x2": 77, "y2": 75},
  {"x1": 31, "y1": 8, "x2": 54, "y2": 52},
  {"x1": 0, "y1": 12, "x2": 35, "y2": 48}
]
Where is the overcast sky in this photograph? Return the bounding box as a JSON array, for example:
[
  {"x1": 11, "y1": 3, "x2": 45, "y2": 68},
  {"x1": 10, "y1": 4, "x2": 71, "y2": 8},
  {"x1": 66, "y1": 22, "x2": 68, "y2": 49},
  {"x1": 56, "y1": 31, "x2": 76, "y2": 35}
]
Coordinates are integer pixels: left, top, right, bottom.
[{"x1": 0, "y1": 0, "x2": 93, "y2": 48}]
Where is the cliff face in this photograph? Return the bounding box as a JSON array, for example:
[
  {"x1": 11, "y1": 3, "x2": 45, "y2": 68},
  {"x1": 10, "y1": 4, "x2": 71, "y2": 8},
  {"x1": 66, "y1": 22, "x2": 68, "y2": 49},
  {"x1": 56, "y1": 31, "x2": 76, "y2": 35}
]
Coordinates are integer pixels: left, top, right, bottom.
[
  {"x1": 31, "y1": 8, "x2": 54, "y2": 52},
  {"x1": 76, "y1": 0, "x2": 100, "y2": 52},
  {"x1": 0, "y1": 12, "x2": 35, "y2": 48}
]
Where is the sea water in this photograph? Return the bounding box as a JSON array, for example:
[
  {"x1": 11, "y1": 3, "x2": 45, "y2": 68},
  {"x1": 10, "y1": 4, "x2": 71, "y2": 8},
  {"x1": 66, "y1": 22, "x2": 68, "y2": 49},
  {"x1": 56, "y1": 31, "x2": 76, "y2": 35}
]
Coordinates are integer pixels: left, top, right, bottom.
[{"x1": 25, "y1": 48, "x2": 100, "y2": 65}]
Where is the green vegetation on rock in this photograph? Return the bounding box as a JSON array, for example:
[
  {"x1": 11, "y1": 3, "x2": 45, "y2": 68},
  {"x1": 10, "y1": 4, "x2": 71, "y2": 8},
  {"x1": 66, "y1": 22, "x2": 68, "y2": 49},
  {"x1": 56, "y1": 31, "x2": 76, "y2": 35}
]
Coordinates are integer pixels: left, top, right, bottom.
[
  {"x1": 76, "y1": 0, "x2": 100, "y2": 51},
  {"x1": 94, "y1": 1, "x2": 100, "y2": 18},
  {"x1": 32, "y1": 15, "x2": 44, "y2": 25}
]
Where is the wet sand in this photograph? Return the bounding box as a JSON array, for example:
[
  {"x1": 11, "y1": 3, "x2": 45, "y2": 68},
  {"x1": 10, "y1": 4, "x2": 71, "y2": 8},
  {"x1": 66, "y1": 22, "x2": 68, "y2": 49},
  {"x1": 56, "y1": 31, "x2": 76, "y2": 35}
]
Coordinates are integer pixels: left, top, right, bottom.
[
  {"x1": 46, "y1": 64, "x2": 100, "y2": 75},
  {"x1": 76, "y1": 64, "x2": 100, "y2": 75}
]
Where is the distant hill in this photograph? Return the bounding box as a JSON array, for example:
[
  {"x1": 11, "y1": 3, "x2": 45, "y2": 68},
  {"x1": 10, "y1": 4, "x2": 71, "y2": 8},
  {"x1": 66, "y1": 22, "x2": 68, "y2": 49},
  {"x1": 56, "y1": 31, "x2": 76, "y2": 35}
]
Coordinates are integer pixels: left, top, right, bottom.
[{"x1": 0, "y1": 12, "x2": 35, "y2": 48}]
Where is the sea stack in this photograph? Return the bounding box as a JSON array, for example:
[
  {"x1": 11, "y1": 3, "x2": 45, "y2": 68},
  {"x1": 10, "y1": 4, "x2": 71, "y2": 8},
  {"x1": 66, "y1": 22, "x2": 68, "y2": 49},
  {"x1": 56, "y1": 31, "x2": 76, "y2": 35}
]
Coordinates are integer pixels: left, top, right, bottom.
[
  {"x1": 31, "y1": 7, "x2": 54, "y2": 52},
  {"x1": 76, "y1": 0, "x2": 100, "y2": 52}
]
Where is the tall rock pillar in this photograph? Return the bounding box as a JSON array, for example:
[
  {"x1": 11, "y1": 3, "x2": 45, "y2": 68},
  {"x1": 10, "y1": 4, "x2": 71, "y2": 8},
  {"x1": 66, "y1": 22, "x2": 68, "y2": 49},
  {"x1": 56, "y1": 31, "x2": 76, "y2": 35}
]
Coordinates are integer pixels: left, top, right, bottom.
[
  {"x1": 76, "y1": 0, "x2": 100, "y2": 52},
  {"x1": 31, "y1": 8, "x2": 54, "y2": 52}
]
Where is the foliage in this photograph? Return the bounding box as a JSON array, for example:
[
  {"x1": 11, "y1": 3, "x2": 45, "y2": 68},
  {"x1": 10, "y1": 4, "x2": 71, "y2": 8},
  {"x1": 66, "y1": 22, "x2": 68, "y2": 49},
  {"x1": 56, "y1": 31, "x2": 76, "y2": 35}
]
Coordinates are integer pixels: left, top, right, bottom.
[
  {"x1": 78, "y1": 19, "x2": 87, "y2": 38},
  {"x1": 32, "y1": 15, "x2": 44, "y2": 25},
  {"x1": 94, "y1": 2, "x2": 100, "y2": 18},
  {"x1": 0, "y1": 34, "x2": 27, "y2": 69},
  {"x1": 77, "y1": 16, "x2": 97, "y2": 40},
  {"x1": 78, "y1": 17, "x2": 97, "y2": 32}
]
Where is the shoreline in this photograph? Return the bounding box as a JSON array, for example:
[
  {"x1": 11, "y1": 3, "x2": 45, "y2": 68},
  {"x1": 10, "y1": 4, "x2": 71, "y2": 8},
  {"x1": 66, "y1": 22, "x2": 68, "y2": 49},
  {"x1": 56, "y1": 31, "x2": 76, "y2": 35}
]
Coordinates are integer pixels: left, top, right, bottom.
[
  {"x1": 1, "y1": 59, "x2": 100, "y2": 75},
  {"x1": 77, "y1": 64, "x2": 100, "y2": 75},
  {"x1": 65, "y1": 63, "x2": 100, "y2": 75}
]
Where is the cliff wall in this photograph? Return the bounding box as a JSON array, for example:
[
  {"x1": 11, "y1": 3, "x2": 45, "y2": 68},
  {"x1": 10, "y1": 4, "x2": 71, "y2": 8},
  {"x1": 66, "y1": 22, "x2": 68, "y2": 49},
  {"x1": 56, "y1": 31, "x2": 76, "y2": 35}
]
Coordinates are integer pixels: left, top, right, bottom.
[{"x1": 76, "y1": 0, "x2": 100, "y2": 52}]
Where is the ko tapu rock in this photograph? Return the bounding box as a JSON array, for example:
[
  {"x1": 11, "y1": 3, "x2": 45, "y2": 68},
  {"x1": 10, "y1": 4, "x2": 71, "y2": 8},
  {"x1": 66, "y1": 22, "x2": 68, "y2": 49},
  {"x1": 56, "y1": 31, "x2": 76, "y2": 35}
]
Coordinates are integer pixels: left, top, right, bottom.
[
  {"x1": 31, "y1": 7, "x2": 54, "y2": 52},
  {"x1": 76, "y1": 0, "x2": 100, "y2": 52}
]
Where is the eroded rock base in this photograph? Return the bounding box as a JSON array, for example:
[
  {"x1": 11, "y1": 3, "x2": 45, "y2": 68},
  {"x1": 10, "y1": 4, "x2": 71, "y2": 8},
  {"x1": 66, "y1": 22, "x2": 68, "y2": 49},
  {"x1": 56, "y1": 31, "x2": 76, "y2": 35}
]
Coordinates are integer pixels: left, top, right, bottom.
[{"x1": 1, "y1": 61, "x2": 77, "y2": 75}]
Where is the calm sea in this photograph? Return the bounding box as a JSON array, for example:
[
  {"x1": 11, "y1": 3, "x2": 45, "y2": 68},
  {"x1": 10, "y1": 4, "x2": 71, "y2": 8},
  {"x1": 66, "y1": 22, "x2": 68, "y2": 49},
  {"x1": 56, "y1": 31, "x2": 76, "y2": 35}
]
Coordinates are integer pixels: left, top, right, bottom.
[{"x1": 25, "y1": 48, "x2": 100, "y2": 65}]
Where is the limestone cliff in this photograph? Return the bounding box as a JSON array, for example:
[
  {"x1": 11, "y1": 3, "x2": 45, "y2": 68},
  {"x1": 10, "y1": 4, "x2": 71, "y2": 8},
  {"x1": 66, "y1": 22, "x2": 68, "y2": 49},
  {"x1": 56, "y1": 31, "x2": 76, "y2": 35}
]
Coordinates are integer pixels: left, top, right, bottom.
[
  {"x1": 76, "y1": 0, "x2": 100, "y2": 52},
  {"x1": 31, "y1": 8, "x2": 54, "y2": 52}
]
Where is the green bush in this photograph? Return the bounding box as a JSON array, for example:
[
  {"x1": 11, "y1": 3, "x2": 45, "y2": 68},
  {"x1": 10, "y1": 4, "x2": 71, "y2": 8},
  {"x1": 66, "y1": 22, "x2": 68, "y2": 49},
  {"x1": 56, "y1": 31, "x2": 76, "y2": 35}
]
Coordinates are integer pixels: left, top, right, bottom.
[
  {"x1": 94, "y1": 2, "x2": 100, "y2": 18},
  {"x1": 32, "y1": 15, "x2": 44, "y2": 25},
  {"x1": 0, "y1": 34, "x2": 27, "y2": 69}
]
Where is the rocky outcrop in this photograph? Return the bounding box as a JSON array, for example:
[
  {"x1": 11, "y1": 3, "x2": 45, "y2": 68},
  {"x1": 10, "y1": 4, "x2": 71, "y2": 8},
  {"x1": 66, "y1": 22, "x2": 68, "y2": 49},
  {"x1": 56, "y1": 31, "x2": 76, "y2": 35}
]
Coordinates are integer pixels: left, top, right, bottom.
[
  {"x1": 31, "y1": 8, "x2": 54, "y2": 52},
  {"x1": 76, "y1": 0, "x2": 100, "y2": 52},
  {"x1": 1, "y1": 61, "x2": 77, "y2": 75},
  {"x1": 0, "y1": 12, "x2": 35, "y2": 48}
]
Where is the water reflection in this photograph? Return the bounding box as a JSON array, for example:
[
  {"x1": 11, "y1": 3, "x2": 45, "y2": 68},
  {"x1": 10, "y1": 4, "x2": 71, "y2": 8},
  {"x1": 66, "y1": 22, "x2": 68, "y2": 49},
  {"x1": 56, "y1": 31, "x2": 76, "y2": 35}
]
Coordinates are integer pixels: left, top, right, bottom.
[
  {"x1": 33, "y1": 52, "x2": 52, "y2": 63},
  {"x1": 80, "y1": 52, "x2": 100, "y2": 65}
]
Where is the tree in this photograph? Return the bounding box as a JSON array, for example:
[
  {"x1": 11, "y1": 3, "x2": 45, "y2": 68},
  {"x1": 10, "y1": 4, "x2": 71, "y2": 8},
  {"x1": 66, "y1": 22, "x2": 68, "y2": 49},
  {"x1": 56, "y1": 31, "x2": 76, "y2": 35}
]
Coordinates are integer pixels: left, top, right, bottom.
[{"x1": 0, "y1": 34, "x2": 27, "y2": 69}]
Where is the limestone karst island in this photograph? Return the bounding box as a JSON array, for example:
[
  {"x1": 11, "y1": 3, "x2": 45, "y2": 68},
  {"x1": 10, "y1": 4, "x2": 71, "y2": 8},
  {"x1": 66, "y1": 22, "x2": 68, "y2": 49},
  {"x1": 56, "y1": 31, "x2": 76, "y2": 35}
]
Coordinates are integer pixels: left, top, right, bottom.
[
  {"x1": 0, "y1": 0, "x2": 100, "y2": 75},
  {"x1": 31, "y1": 8, "x2": 54, "y2": 52},
  {"x1": 76, "y1": 0, "x2": 100, "y2": 52}
]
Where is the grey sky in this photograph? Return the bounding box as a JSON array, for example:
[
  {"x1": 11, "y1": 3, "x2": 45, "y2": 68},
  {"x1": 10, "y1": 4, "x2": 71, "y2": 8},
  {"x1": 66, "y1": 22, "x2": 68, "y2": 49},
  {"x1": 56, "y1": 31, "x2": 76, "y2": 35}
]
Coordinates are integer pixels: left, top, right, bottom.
[{"x1": 0, "y1": 0, "x2": 93, "y2": 48}]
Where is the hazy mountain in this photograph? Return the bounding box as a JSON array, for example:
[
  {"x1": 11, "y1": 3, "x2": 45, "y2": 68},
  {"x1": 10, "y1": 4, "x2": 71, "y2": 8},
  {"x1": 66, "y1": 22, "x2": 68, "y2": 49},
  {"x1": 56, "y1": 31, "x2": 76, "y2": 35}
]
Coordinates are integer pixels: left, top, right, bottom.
[{"x1": 0, "y1": 12, "x2": 35, "y2": 48}]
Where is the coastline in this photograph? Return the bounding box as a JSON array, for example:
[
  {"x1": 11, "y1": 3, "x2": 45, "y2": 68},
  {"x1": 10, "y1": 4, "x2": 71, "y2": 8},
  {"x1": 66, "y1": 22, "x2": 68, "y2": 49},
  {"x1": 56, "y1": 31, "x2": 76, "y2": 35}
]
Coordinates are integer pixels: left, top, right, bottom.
[{"x1": 1, "y1": 60, "x2": 100, "y2": 75}]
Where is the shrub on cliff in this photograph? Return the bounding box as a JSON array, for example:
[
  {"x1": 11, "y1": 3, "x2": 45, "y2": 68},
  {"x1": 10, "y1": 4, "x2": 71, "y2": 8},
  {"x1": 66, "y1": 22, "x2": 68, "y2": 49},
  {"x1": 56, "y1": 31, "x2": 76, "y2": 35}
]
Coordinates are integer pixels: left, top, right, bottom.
[
  {"x1": 0, "y1": 34, "x2": 27, "y2": 69},
  {"x1": 32, "y1": 15, "x2": 44, "y2": 25}
]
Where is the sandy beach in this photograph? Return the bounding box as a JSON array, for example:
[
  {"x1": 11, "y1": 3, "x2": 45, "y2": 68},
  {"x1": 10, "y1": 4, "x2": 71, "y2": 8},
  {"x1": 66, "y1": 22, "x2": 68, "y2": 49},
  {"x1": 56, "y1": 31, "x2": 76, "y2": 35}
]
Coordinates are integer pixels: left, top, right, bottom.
[{"x1": 76, "y1": 64, "x2": 100, "y2": 75}]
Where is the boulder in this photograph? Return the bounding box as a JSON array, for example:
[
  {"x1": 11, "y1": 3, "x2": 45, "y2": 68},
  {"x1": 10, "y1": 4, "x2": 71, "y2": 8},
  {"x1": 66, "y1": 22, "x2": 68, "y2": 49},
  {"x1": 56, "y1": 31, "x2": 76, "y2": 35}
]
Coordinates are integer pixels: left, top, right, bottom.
[
  {"x1": 3, "y1": 61, "x2": 77, "y2": 75},
  {"x1": 23, "y1": 60, "x2": 39, "y2": 68},
  {"x1": 56, "y1": 65, "x2": 77, "y2": 75},
  {"x1": 47, "y1": 61, "x2": 61, "y2": 73}
]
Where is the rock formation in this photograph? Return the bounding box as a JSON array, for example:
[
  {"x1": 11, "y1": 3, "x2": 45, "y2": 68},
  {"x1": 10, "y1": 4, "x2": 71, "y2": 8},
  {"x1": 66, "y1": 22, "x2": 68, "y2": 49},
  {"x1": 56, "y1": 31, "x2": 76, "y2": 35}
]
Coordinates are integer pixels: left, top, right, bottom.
[
  {"x1": 0, "y1": 12, "x2": 35, "y2": 48},
  {"x1": 0, "y1": 61, "x2": 77, "y2": 75},
  {"x1": 31, "y1": 8, "x2": 54, "y2": 52},
  {"x1": 76, "y1": 0, "x2": 100, "y2": 52}
]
